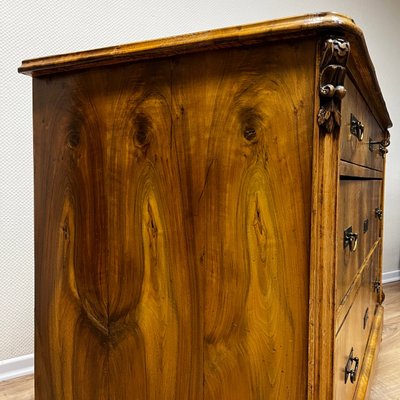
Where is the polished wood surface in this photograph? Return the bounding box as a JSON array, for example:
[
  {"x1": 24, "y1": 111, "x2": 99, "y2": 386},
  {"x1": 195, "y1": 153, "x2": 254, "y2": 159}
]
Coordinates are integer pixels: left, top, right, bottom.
[
  {"x1": 2, "y1": 283, "x2": 398, "y2": 399},
  {"x1": 33, "y1": 57, "x2": 203, "y2": 400},
  {"x1": 32, "y1": 39, "x2": 314, "y2": 399},
  {"x1": 19, "y1": 13, "x2": 392, "y2": 399},
  {"x1": 1, "y1": 282, "x2": 397, "y2": 400}
]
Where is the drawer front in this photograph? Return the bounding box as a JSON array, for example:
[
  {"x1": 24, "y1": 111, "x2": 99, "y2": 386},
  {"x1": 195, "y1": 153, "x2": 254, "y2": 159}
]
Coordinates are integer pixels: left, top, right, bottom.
[
  {"x1": 334, "y1": 285, "x2": 363, "y2": 400},
  {"x1": 334, "y1": 254, "x2": 377, "y2": 400},
  {"x1": 336, "y1": 179, "x2": 382, "y2": 306},
  {"x1": 340, "y1": 77, "x2": 388, "y2": 171}
]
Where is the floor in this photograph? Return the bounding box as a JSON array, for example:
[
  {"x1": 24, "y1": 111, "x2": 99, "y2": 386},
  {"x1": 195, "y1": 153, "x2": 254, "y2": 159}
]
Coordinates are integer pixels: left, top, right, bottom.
[
  {"x1": 0, "y1": 282, "x2": 399, "y2": 399},
  {"x1": 0, "y1": 375, "x2": 33, "y2": 400},
  {"x1": 370, "y1": 281, "x2": 400, "y2": 400}
]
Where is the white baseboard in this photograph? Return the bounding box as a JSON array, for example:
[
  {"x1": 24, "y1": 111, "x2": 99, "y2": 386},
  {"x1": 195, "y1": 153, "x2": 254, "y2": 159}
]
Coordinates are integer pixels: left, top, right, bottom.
[
  {"x1": 0, "y1": 354, "x2": 34, "y2": 382},
  {"x1": 383, "y1": 269, "x2": 400, "y2": 284}
]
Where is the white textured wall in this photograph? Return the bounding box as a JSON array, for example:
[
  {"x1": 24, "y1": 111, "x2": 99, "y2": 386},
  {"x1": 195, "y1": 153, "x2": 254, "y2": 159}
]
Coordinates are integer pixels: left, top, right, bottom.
[{"x1": 1, "y1": 0, "x2": 399, "y2": 361}]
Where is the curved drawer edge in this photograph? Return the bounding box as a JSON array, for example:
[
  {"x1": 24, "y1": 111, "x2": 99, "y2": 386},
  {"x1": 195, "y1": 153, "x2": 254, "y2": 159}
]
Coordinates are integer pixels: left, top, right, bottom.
[{"x1": 353, "y1": 304, "x2": 384, "y2": 400}]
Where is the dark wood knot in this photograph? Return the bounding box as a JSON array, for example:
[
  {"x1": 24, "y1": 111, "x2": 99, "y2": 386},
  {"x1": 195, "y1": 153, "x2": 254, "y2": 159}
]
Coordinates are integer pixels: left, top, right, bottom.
[
  {"x1": 67, "y1": 130, "x2": 80, "y2": 148},
  {"x1": 244, "y1": 128, "x2": 257, "y2": 141},
  {"x1": 240, "y1": 107, "x2": 262, "y2": 142},
  {"x1": 67, "y1": 119, "x2": 83, "y2": 149},
  {"x1": 134, "y1": 113, "x2": 151, "y2": 148}
]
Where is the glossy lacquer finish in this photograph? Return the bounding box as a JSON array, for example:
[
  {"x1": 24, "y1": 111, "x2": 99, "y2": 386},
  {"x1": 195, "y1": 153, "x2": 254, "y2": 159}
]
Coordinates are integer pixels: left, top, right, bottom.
[
  {"x1": 33, "y1": 41, "x2": 314, "y2": 399},
  {"x1": 22, "y1": 12, "x2": 392, "y2": 400}
]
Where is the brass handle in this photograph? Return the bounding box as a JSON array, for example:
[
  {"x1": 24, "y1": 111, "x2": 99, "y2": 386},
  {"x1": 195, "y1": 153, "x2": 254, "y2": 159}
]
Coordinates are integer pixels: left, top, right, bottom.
[
  {"x1": 345, "y1": 348, "x2": 359, "y2": 384},
  {"x1": 344, "y1": 227, "x2": 358, "y2": 252},
  {"x1": 350, "y1": 114, "x2": 364, "y2": 141},
  {"x1": 375, "y1": 208, "x2": 383, "y2": 220}
]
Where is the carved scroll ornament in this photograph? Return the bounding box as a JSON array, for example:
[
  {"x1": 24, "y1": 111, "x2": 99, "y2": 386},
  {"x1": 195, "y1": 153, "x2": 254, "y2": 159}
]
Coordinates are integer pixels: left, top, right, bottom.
[{"x1": 317, "y1": 38, "x2": 350, "y2": 134}]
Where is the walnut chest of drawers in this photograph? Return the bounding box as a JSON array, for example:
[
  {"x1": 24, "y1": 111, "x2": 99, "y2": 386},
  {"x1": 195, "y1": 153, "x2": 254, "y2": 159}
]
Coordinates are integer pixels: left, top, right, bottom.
[{"x1": 19, "y1": 12, "x2": 392, "y2": 400}]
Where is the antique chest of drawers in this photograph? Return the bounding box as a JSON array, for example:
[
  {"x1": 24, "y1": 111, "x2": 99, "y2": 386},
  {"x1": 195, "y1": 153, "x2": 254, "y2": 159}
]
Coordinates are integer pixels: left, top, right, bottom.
[{"x1": 19, "y1": 12, "x2": 391, "y2": 400}]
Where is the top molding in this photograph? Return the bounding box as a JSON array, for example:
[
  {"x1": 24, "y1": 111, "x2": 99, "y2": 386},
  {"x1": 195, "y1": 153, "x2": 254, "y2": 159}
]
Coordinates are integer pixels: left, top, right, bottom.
[
  {"x1": 17, "y1": 12, "x2": 362, "y2": 76},
  {"x1": 18, "y1": 12, "x2": 392, "y2": 128}
]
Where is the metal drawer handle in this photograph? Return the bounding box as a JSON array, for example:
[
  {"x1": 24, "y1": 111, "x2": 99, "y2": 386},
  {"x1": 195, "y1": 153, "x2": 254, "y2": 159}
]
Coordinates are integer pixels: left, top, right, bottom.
[
  {"x1": 369, "y1": 131, "x2": 390, "y2": 158},
  {"x1": 344, "y1": 227, "x2": 358, "y2": 252},
  {"x1": 350, "y1": 114, "x2": 364, "y2": 141},
  {"x1": 363, "y1": 307, "x2": 369, "y2": 330},
  {"x1": 363, "y1": 218, "x2": 369, "y2": 233},
  {"x1": 375, "y1": 208, "x2": 383, "y2": 220},
  {"x1": 374, "y1": 279, "x2": 381, "y2": 293},
  {"x1": 345, "y1": 348, "x2": 359, "y2": 384}
]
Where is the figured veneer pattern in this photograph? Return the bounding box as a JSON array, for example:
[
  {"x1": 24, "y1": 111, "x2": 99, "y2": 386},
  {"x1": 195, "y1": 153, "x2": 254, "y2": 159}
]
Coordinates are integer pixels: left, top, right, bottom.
[
  {"x1": 32, "y1": 42, "x2": 314, "y2": 399},
  {"x1": 19, "y1": 12, "x2": 392, "y2": 400}
]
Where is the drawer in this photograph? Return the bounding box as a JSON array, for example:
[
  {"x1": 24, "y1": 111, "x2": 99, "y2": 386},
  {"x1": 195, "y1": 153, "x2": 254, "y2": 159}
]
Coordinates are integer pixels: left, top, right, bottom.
[
  {"x1": 340, "y1": 77, "x2": 389, "y2": 171},
  {"x1": 334, "y1": 255, "x2": 377, "y2": 400},
  {"x1": 336, "y1": 179, "x2": 382, "y2": 306}
]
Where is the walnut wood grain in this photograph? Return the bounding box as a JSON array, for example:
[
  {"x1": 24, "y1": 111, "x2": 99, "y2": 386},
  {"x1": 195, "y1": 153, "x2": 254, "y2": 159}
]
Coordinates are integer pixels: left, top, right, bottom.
[
  {"x1": 33, "y1": 59, "x2": 202, "y2": 399},
  {"x1": 20, "y1": 13, "x2": 393, "y2": 400},
  {"x1": 2, "y1": 283, "x2": 398, "y2": 400},
  {"x1": 33, "y1": 39, "x2": 314, "y2": 399}
]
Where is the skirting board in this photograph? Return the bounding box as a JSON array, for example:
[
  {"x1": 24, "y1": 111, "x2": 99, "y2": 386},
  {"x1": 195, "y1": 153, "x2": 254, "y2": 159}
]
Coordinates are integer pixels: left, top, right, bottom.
[
  {"x1": 383, "y1": 269, "x2": 400, "y2": 284},
  {"x1": 0, "y1": 354, "x2": 34, "y2": 382}
]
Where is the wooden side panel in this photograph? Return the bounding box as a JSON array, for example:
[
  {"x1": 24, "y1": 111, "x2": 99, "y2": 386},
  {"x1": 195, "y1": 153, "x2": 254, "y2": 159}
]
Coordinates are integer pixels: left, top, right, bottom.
[
  {"x1": 33, "y1": 39, "x2": 314, "y2": 399},
  {"x1": 171, "y1": 41, "x2": 314, "y2": 399},
  {"x1": 33, "y1": 60, "x2": 202, "y2": 400},
  {"x1": 34, "y1": 77, "x2": 108, "y2": 400}
]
